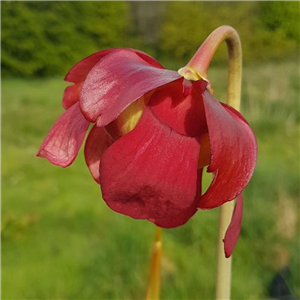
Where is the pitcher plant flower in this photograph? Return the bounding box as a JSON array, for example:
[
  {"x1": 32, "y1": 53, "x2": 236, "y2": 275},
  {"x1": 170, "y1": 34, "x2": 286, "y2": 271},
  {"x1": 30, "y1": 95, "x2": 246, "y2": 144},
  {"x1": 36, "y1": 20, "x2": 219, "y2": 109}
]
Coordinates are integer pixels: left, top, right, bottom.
[{"x1": 38, "y1": 36, "x2": 257, "y2": 258}]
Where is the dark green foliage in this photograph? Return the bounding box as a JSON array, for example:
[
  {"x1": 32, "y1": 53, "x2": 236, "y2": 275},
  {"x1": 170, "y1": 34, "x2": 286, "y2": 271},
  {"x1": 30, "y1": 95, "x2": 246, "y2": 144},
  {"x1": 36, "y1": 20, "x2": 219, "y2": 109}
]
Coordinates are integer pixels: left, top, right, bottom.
[
  {"x1": 1, "y1": 1, "x2": 299, "y2": 77},
  {"x1": 259, "y1": 1, "x2": 299, "y2": 41},
  {"x1": 1, "y1": 2, "x2": 131, "y2": 77}
]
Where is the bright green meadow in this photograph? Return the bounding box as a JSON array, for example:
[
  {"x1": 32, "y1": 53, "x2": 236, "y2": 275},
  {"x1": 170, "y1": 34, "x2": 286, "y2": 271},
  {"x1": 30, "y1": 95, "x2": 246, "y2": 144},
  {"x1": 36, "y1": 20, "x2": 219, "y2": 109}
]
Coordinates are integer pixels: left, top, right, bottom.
[{"x1": 1, "y1": 61, "x2": 299, "y2": 299}]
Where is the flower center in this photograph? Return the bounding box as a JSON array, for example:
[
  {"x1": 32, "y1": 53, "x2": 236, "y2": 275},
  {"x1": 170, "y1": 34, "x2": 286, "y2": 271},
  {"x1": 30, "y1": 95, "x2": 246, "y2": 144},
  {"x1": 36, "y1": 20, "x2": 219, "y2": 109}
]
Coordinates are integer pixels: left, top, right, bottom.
[
  {"x1": 105, "y1": 96, "x2": 145, "y2": 140},
  {"x1": 178, "y1": 66, "x2": 203, "y2": 81}
]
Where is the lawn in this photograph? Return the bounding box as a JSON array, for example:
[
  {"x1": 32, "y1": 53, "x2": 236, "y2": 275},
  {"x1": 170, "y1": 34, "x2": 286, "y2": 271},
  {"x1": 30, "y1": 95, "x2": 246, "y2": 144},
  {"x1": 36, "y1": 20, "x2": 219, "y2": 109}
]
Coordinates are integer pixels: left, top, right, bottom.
[{"x1": 1, "y1": 60, "x2": 299, "y2": 299}]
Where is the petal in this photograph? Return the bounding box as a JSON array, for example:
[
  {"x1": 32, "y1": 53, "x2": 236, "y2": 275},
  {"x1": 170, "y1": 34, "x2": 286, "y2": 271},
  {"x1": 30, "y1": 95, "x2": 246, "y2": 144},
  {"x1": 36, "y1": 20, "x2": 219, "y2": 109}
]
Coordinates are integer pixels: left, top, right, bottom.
[
  {"x1": 62, "y1": 82, "x2": 83, "y2": 109},
  {"x1": 37, "y1": 103, "x2": 90, "y2": 167},
  {"x1": 80, "y1": 49, "x2": 182, "y2": 125},
  {"x1": 84, "y1": 125, "x2": 114, "y2": 183},
  {"x1": 99, "y1": 107, "x2": 200, "y2": 222},
  {"x1": 65, "y1": 49, "x2": 120, "y2": 83},
  {"x1": 63, "y1": 48, "x2": 165, "y2": 109},
  {"x1": 65, "y1": 48, "x2": 164, "y2": 83},
  {"x1": 63, "y1": 50, "x2": 120, "y2": 110},
  {"x1": 153, "y1": 205, "x2": 197, "y2": 228},
  {"x1": 223, "y1": 194, "x2": 243, "y2": 258},
  {"x1": 149, "y1": 80, "x2": 208, "y2": 137},
  {"x1": 198, "y1": 91, "x2": 257, "y2": 209},
  {"x1": 152, "y1": 169, "x2": 203, "y2": 228}
]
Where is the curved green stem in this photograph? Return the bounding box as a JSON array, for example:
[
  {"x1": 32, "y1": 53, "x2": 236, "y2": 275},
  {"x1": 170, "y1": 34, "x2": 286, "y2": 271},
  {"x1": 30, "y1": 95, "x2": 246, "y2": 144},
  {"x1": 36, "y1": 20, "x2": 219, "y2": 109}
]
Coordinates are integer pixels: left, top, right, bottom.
[
  {"x1": 146, "y1": 227, "x2": 162, "y2": 300},
  {"x1": 182, "y1": 26, "x2": 242, "y2": 109},
  {"x1": 181, "y1": 26, "x2": 242, "y2": 300}
]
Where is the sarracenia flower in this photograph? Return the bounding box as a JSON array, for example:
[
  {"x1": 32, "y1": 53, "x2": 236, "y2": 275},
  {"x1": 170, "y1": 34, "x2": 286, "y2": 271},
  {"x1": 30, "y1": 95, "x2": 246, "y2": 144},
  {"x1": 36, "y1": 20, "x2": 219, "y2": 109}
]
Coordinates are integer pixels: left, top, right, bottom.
[{"x1": 38, "y1": 47, "x2": 257, "y2": 257}]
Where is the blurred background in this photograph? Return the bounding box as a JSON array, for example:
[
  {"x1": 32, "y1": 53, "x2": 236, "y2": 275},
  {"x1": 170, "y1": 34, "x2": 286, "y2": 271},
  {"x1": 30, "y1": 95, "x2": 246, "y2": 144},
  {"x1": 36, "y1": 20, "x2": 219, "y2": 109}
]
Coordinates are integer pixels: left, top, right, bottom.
[{"x1": 1, "y1": 1, "x2": 299, "y2": 299}]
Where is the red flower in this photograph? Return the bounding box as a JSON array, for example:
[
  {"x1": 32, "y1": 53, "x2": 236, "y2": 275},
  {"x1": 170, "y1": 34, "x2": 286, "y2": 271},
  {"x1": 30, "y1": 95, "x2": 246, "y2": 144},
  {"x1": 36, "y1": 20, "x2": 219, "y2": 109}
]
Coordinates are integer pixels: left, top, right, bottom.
[{"x1": 38, "y1": 48, "x2": 257, "y2": 257}]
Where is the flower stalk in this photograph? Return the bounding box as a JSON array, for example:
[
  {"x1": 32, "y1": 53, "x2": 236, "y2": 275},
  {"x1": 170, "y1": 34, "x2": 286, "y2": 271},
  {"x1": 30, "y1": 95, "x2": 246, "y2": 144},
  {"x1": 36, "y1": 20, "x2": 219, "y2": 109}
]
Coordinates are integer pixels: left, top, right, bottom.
[
  {"x1": 186, "y1": 26, "x2": 242, "y2": 299},
  {"x1": 146, "y1": 227, "x2": 162, "y2": 300},
  {"x1": 215, "y1": 27, "x2": 242, "y2": 300}
]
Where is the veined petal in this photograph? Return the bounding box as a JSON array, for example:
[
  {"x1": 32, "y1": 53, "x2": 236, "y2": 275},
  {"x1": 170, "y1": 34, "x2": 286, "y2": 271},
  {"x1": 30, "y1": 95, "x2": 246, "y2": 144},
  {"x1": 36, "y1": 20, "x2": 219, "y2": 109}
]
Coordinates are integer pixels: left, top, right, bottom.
[
  {"x1": 198, "y1": 91, "x2": 257, "y2": 209},
  {"x1": 99, "y1": 107, "x2": 200, "y2": 222},
  {"x1": 63, "y1": 50, "x2": 121, "y2": 109},
  {"x1": 84, "y1": 125, "x2": 114, "y2": 183},
  {"x1": 63, "y1": 48, "x2": 164, "y2": 109},
  {"x1": 37, "y1": 103, "x2": 90, "y2": 167},
  {"x1": 152, "y1": 169, "x2": 203, "y2": 228},
  {"x1": 80, "y1": 49, "x2": 182, "y2": 125},
  {"x1": 224, "y1": 194, "x2": 243, "y2": 258},
  {"x1": 65, "y1": 48, "x2": 164, "y2": 83}
]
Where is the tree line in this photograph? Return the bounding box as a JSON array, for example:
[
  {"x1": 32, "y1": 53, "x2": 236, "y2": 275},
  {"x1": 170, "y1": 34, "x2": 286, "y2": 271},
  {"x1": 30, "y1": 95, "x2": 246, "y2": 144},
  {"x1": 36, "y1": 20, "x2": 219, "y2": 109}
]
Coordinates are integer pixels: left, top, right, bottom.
[{"x1": 1, "y1": 1, "x2": 299, "y2": 77}]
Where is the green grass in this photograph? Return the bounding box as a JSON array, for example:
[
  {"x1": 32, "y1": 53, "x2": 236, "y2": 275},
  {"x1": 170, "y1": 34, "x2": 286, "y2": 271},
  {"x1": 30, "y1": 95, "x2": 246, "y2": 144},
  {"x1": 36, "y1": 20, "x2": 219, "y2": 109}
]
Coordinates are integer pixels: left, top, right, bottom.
[{"x1": 1, "y1": 61, "x2": 299, "y2": 299}]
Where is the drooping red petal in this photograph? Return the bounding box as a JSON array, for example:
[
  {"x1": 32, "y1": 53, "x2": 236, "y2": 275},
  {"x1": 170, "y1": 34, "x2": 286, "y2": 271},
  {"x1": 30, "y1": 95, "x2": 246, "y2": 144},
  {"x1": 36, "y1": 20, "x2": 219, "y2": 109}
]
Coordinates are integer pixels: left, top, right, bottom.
[
  {"x1": 99, "y1": 107, "x2": 200, "y2": 222},
  {"x1": 37, "y1": 103, "x2": 90, "y2": 167},
  {"x1": 65, "y1": 48, "x2": 164, "y2": 84},
  {"x1": 65, "y1": 50, "x2": 118, "y2": 83},
  {"x1": 84, "y1": 125, "x2": 114, "y2": 183},
  {"x1": 223, "y1": 194, "x2": 243, "y2": 258},
  {"x1": 198, "y1": 91, "x2": 257, "y2": 209},
  {"x1": 63, "y1": 48, "x2": 164, "y2": 109},
  {"x1": 149, "y1": 80, "x2": 208, "y2": 137},
  {"x1": 62, "y1": 82, "x2": 83, "y2": 109},
  {"x1": 152, "y1": 169, "x2": 203, "y2": 228},
  {"x1": 80, "y1": 49, "x2": 182, "y2": 126}
]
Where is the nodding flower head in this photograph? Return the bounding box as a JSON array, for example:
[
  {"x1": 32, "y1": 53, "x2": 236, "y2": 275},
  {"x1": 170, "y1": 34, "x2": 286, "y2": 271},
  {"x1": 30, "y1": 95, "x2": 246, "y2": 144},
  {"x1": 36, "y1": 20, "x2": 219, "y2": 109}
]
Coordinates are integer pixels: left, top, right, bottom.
[{"x1": 38, "y1": 47, "x2": 257, "y2": 257}]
